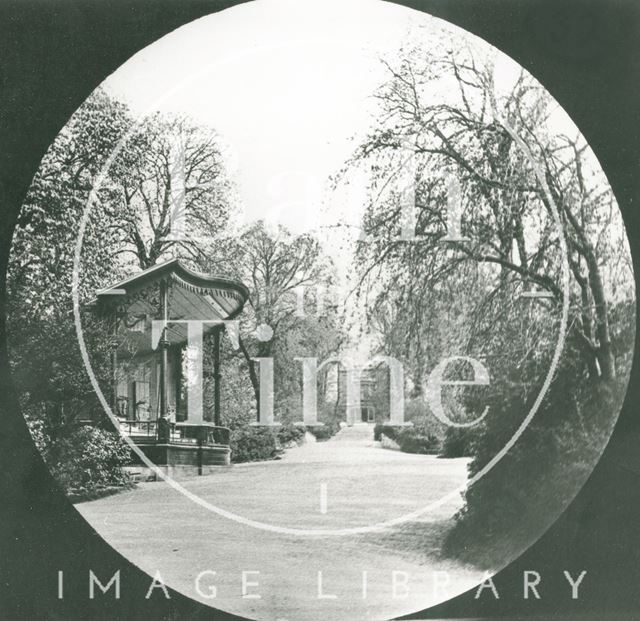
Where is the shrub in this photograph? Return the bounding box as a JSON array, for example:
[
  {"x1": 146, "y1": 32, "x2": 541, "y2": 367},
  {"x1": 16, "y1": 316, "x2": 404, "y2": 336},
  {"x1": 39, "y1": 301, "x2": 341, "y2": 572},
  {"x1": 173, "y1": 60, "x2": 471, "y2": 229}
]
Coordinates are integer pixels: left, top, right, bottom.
[
  {"x1": 380, "y1": 400, "x2": 448, "y2": 441},
  {"x1": 403, "y1": 398, "x2": 433, "y2": 424},
  {"x1": 441, "y1": 426, "x2": 474, "y2": 458},
  {"x1": 444, "y1": 348, "x2": 631, "y2": 568},
  {"x1": 376, "y1": 423, "x2": 400, "y2": 442},
  {"x1": 230, "y1": 426, "x2": 279, "y2": 463},
  {"x1": 376, "y1": 423, "x2": 441, "y2": 454},
  {"x1": 307, "y1": 422, "x2": 340, "y2": 441},
  {"x1": 396, "y1": 426, "x2": 440, "y2": 454},
  {"x1": 26, "y1": 417, "x2": 49, "y2": 455},
  {"x1": 47, "y1": 425, "x2": 132, "y2": 498},
  {"x1": 277, "y1": 423, "x2": 306, "y2": 447}
]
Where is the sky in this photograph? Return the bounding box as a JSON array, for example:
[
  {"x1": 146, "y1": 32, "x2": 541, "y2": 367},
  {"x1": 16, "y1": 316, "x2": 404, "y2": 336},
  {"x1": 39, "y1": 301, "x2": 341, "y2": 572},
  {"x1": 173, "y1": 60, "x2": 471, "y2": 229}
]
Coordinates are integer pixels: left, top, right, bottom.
[
  {"x1": 101, "y1": 0, "x2": 588, "y2": 238},
  {"x1": 100, "y1": 0, "x2": 596, "y2": 359},
  {"x1": 101, "y1": 0, "x2": 441, "y2": 360},
  {"x1": 103, "y1": 0, "x2": 422, "y2": 237},
  {"x1": 97, "y1": 0, "x2": 631, "y2": 360}
]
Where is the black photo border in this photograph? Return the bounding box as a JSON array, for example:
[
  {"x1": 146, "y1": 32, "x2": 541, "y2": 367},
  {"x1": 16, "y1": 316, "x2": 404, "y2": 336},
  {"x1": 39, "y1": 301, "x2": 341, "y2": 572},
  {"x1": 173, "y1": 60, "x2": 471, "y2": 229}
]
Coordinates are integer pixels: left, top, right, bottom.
[{"x1": 1, "y1": 1, "x2": 639, "y2": 619}]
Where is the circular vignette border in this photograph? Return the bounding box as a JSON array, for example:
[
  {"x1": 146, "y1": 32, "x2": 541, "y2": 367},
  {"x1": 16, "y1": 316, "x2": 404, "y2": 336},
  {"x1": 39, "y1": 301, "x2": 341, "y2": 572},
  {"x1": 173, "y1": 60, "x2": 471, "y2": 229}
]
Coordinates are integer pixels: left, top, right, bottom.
[{"x1": 68, "y1": 36, "x2": 571, "y2": 537}]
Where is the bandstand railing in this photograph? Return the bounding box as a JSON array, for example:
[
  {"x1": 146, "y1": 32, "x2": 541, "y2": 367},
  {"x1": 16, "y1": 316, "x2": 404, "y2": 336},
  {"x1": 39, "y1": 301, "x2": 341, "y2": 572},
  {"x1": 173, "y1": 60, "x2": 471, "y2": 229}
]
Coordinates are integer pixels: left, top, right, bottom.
[{"x1": 119, "y1": 420, "x2": 230, "y2": 446}]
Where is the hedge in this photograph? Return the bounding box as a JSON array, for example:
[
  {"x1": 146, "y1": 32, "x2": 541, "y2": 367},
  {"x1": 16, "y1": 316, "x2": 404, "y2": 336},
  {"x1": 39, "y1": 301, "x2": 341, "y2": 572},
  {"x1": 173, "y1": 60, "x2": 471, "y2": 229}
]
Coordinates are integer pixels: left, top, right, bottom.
[
  {"x1": 276, "y1": 423, "x2": 306, "y2": 447},
  {"x1": 374, "y1": 423, "x2": 441, "y2": 454},
  {"x1": 230, "y1": 426, "x2": 281, "y2": 463},
  {"x1": 306, "y1": 421, "x2": 341, "y2": 441}
]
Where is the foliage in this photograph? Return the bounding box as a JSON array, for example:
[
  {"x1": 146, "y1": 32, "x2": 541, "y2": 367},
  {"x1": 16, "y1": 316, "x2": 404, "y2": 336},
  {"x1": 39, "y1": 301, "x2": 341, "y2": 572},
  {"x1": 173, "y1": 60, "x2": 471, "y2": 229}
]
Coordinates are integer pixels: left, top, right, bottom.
[
  {"x1": 441, "y1": 426, "x2": 474, "y2": 458},
  {"x1": 308, "y1": 401, "x2": 344, "y2": 440},
  {"x1": 207, "y1": 220, "x2": 344, "y2": 417},
  {"x1": 229, "y1": 426, "x2": 280, "y2": 463},
  {"x1": 9, "y1": 89, "x2": 131, "y2": 313},
  {"x1": 346, "y1": 36, "x2": 633, "y2": 393},
  {"x1": 306, "y1": 421, "x2": 341, "y2": 441},
  {"x1": 375, "y1": 423, "x2": 440, "y2": 454},
  {"x1": 7, "y1": 89, "x2": 144, "y2": 501},
  {"x1": 276, "y1": 423, "x2": 306, "y2": 447},
  {"x1": 210, "y1": 338, "x2": 257, "y2": 430},
  {"x1": 26, "y1": 418, "x2": 49, "y2": 455},
  {"x1": 343, "y1": 34, "x2": 635, "y2": 567},
  {"x1": 7, "y1": 88, "x2": 242, "y2": 487},
  {"x1": 403, "y1": 399, "x2": 448, "y2": 436},
  {"x1": 443, "y1": 362, "x2": 628, "y2": 568},
  {"x1": 444, "y1": 296, "x2": 634, "y2": 567},
  {"x1": 397, "y1": 427, "x2": 440, "y2": 454},
  {"x1": 44, "y1": 426, "x2": 132, "y2": 498},
  {"x1": 97, "y1": 112, "x2": 234, "y2": 271},
  {"x1": 373, "y1": 422, "x2": 385, "y2": 442},
  {"x1": 7, "y1": 89, "x2": 131, "y2": 434}
]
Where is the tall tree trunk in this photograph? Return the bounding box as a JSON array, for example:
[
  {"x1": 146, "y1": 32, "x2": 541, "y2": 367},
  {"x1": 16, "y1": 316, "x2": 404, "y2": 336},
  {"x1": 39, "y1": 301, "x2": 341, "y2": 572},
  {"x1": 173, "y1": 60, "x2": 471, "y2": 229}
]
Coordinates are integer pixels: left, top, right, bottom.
[
  {"x1": 586, "y1": 252, "x2": 615, "y2": 381},
  {"x1": 238, "y1": 337, "x2": 260, "y2": 417},
  {"x1": 550, "y1": 171, "x2": 615, "y2": 382},
  {"x1": 579, "y1": 281, "x2": 601, "y2": 379},
  {"x1": 569, "y1": 256, "x2": 600, "y2": 380}
]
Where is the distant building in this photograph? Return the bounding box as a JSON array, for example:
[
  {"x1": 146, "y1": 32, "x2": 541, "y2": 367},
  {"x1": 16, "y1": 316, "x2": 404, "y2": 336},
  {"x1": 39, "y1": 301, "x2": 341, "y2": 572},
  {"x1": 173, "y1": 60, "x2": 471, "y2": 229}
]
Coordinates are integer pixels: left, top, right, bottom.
[{"x1": 325, "y1": 362, "x2": 391, "y2": 424}]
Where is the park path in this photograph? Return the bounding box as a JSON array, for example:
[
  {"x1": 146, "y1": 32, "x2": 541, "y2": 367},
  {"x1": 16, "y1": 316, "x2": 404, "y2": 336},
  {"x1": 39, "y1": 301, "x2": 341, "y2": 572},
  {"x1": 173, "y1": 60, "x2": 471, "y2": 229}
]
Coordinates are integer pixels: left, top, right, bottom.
[{"x1": 77, "y1": 424, "x2": 483, "y2": 621}]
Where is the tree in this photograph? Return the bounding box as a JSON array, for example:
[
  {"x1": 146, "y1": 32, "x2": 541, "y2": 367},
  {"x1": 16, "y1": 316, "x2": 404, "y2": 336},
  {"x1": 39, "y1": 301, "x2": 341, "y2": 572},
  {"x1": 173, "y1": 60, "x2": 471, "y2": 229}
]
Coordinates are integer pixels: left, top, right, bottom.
[
  {"x1": 345, "y1": 42, "x2": 631, "y2": 388},
  {"x1": 205, "y1": 220, "x2": 343, "y2": 419},
  {"x1": 8, "y1": 88, "x2": 131, "y2": 431},
  {"x1": 96, "y1": 113, "x2": 234, "y2": 271},
  {"x1": 7, "y1": 87, "x2": 242, "y2": 491},
  {"x1": 341, "y1": 36, "x2": 634, "y2": 566}
]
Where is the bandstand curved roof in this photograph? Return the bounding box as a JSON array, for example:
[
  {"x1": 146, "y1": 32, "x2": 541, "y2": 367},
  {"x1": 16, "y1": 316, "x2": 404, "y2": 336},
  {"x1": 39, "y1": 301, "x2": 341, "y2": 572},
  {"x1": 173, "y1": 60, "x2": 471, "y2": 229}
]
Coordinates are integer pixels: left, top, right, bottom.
[{"x1": 95, "y1": 258, "x2": 249, "y2": 352}]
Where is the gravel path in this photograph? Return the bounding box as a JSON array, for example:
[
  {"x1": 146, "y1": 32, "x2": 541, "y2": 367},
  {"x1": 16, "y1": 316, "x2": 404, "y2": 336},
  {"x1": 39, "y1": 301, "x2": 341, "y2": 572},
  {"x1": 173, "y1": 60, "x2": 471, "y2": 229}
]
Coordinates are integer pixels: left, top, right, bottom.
[{"x1": 77, "y1": 425, "x2": 484, "y2": 620}]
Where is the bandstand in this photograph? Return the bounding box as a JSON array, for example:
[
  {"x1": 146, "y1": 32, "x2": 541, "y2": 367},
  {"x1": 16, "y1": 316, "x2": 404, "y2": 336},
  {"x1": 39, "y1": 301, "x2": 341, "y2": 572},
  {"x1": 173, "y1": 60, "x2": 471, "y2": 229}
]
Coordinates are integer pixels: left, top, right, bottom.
[{"x1": 94, "y1": 258, "x2": 249, "y2": 477}]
